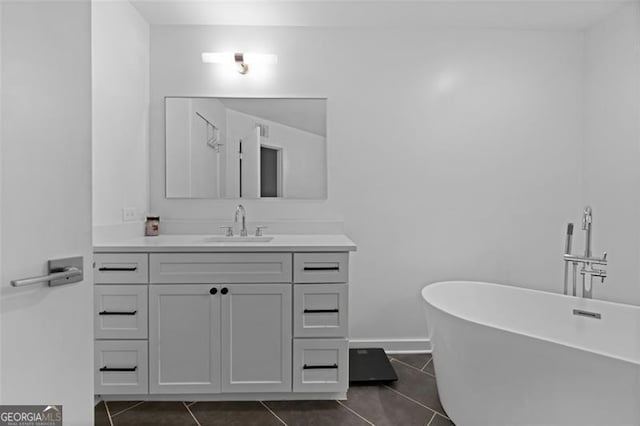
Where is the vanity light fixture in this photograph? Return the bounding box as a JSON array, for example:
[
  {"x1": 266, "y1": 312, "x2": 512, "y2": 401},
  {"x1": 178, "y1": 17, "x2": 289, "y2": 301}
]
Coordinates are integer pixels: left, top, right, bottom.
[{"x1": 201, "y1": 52, "x2": 278, "y2": 75}]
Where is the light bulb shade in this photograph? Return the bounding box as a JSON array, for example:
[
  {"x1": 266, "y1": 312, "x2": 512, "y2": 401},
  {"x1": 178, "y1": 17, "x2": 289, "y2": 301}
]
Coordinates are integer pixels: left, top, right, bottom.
[
  {"x1": 242, "y1": 53, "x2": 278, "y2": 65},
  {"x1": 201, "y1": 52, "x2": 235, "y2": 64}
]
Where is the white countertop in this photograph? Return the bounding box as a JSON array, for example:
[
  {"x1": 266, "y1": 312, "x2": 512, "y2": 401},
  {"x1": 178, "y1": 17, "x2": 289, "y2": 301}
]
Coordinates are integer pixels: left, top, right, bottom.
[{"x1": 94, "y1": 234, "x2": 357, "y2": 253}]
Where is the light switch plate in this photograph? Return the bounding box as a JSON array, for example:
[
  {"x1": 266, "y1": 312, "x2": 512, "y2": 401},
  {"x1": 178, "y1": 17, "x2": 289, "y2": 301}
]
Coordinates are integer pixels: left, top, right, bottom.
[{"x1": 122, "y1": 207, "x2": 137, "y2": 222}]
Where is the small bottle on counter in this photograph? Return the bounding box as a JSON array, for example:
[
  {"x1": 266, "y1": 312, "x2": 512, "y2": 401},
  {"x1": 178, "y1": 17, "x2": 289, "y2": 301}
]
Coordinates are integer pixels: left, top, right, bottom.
[{"x1": 145, "y1": 216, "x2": 160, "y2": 236}]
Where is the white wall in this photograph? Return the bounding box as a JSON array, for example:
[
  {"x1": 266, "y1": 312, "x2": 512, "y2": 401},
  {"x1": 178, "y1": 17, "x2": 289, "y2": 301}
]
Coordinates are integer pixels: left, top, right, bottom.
[
  {"x1": 150, "y1": 25, "x2": 584, "y2": 343},
  {"x1": 1, "y1": 2, "x2": 93, "y2": 423},
  {"x1": 92, "y1": 0, "x2": 149, "y2": 233},
  {"x1": 583, "y1": 2, "x2": 640, "y2": 305}
]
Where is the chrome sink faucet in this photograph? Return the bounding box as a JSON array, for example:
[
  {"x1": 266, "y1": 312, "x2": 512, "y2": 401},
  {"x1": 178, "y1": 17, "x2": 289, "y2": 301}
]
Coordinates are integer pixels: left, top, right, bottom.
[
  {"x1": 234, "y1": 204, "x2": 248, "y2": 237},
  {"x1": 563, "y1": 206, "x2": 607, "y2": 299}
]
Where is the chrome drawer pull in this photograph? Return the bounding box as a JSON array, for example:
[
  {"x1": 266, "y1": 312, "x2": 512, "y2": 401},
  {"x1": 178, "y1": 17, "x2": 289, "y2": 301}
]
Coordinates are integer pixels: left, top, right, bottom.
[
  {"x1": 303, "y1": 309, "x2": 339, "y2": 313},
  {"x1": 99, "y1": 366, "x2": 137, "y2": 372},
  {"x1": 98, "y1": 267, "x2": 138, "y2": 272},
  {"x1": 303, "y1": 363, "x2": 338, "y2": 370},
  {"x1": 98, "y1": 310, "x2": 137, "y2": 316},
  {"x1": 303, "y1": 266, "x2": 339, "y2": 271}
]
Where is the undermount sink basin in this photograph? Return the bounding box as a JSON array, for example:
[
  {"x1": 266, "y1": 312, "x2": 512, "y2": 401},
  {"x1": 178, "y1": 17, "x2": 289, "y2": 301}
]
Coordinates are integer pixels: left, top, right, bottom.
[{"x1": 203, "y1": 236, "x2": 274, "y2": 243}]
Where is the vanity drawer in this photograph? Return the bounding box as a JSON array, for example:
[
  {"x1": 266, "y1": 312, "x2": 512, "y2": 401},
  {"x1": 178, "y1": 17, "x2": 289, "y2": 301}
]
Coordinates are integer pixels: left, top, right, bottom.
[
  {"x1": 94, "y1": 285, "x2": 148, "y2": 339},
  {"x1": 95, "y1": 340, "x2": 148, "y2": 395},
  {"x1": 149, "y1": 253, "x2": 292, "y2": 283},
  {"x1": 293, "y1": 338, "x2": 348, "y2": 393},
  {"x1": 294, "y1": 284, "x2": 348, "y2": 338},
  {"x1": 94, "y1": 253, "x2": 149, "y2": 284},
  {"x1": 293, "y1": 253, "x2": 349, "y2": 283}
]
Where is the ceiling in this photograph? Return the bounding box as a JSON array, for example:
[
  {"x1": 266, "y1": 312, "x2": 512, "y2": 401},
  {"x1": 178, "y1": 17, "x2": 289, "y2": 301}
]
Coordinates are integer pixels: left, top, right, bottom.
[
  {"x1": 130, "y1": 0, "x2": 633, "y2": 30},
  {"x1": 219, "y1": 98, "x2": 327, "y2": 137}
]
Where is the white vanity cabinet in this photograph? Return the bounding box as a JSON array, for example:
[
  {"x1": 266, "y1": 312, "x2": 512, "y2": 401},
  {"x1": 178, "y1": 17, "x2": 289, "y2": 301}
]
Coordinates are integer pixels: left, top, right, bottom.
[{"x1": 93, "y1": 235, "x2": 355, "y2": 400}]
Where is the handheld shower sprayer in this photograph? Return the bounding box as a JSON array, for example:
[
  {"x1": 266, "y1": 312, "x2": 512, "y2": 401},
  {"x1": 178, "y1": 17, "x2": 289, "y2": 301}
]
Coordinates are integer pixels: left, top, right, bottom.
[
  {"x1": 563, "y1": 223, "x2": 574, "y2": 295},
  {"x1": 582, "y1": 206, "x2": 592, "y2": 258}
]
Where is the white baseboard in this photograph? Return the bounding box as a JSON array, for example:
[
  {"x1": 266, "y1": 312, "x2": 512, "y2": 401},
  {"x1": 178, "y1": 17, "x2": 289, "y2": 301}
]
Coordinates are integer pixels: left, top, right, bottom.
[{"x1": 349, "y1": 338, "x2": 431, "y2": 354}]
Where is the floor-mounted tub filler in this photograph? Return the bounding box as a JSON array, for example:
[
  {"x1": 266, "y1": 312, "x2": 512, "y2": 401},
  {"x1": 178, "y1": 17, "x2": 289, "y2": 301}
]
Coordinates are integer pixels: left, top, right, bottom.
[
  {"x1": 422, "y1": 281, "x2": 640, "y2": 426},
  {"x1": 563, "y1": 206, "x2": 608, "y2": 299}
]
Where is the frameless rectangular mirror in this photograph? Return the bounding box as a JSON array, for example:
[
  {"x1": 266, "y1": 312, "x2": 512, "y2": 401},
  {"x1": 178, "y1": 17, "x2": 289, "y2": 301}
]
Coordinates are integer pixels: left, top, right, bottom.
[{"x1": 165, "y1": 97, "x2": 327, "y2": 199}]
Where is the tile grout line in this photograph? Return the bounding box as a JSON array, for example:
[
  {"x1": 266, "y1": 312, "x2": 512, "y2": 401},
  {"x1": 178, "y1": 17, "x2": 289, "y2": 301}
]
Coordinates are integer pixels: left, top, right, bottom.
[
  {"x1": 183, "y1": 401, "x2": 203, "y2": 426},
  {"x1": 103, "y1": 402, "x2": 114, "y2": 426},
  {"x1": 109, "y1": 401, "x2": 146, "y2": 418},
  {"x1": 185, "y1": 401, "x2": 197, "y2": 407},
  {"x1": 422, "y1": 359, "x2": 435, "y2": 376},
  {"x1": 421, "y1": 357, "x2": 433, "y2": 371},
  {"x1": 383, "y1": 385, "x2": 445, "y2": 418},
  {"x1": 336, "y1": 400, "x2": 375, "y2": 426},
  {"x1": 391, "y1": 358, "x2": 436, "y2": 378},
  {"x1": 389, "y1": 355, "x2": 432, "y2": 371},
  {"x1": 260, "y1": 401, "x2": 288, "y2": 426},
  {"x1": 426, "y1": 411, "x2": 437, "y2": 426}
]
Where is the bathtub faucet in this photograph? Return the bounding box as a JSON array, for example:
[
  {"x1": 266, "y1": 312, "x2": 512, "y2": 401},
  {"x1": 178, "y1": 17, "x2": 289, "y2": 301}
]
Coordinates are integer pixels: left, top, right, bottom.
[{"x1": 563, "y1": 206, "x2": 607, "y2": 299}]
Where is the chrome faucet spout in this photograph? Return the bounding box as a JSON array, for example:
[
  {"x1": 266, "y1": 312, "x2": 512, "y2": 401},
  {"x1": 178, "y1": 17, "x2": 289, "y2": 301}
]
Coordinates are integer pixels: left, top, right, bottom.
[{"x1": 234, "y1": 204, "x2": 248, "y2": 237}]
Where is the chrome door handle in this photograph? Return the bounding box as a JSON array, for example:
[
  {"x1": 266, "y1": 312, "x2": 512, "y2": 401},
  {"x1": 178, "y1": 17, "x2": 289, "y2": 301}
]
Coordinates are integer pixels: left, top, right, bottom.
[{"x1": 11, "y1": 256, "x2": 84, "y2": 287}]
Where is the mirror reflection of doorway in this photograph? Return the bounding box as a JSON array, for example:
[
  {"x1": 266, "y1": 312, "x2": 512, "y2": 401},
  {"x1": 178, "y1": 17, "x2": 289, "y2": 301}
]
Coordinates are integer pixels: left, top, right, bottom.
[
  {"x1": 165, "y1": 97, "x2": 327, "y2": 199},
  {"x1": 260, "y1": 145, "x2": 282, "y2": 197}
]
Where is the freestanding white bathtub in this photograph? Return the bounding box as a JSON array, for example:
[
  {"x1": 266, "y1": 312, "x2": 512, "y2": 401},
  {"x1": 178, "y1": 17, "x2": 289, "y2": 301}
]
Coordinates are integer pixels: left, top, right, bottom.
[{"x1": 422, "y1": 281, "x2": 640, "y2": 426}]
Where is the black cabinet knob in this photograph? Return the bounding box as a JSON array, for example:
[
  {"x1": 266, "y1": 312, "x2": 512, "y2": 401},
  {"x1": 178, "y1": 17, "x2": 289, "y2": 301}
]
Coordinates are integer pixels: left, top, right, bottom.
[
  {"x1": 221, "y1": 287, "x2": 229, "y2": 295},
  {"x1": 210, "y1": 287, "x2": 218, "y2": 295}
]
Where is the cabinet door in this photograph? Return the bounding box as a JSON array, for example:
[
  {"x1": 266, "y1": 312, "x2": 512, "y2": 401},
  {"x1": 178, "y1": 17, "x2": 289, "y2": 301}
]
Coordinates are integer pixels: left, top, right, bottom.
[
  {"x1": 221, "y1": 284, "x2": 292, "y2": 393},
  {"x1": 149, "y1": 284, "x2": 221, "y2": 394}
]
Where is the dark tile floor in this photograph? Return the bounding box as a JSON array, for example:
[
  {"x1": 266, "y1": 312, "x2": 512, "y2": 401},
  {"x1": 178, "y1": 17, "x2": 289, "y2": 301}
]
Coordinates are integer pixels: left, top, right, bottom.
[{"x1": 95, "y1": 353, "x2": 454, "y2": 426}]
